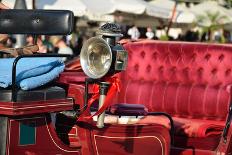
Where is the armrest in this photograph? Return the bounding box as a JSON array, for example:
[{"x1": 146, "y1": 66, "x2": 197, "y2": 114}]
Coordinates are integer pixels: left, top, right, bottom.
[
  {"x1": 108, "y1": 103, "x2": 174, "y2": 144},
  {"x1": 109, "y1": 103, "x2": 148, "y2": 116},
  {"x1": 67, "y1": 84, "x2": 85, "y2": 113},
  {"x1": 54, "y1": 84, "x2": 85, "y2": 119}
]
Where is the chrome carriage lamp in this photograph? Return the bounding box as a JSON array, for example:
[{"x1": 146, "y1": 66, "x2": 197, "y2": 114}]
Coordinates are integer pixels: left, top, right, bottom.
[
  {"x1": 80, "y1": 23, "x2": 128, "y2": 79},
  {"x1": 79, "y1": 23, "x2": 128, "y2": 128}
]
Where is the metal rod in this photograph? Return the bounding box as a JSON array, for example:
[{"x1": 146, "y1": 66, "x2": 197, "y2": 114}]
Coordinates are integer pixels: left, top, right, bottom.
[
  {"x1": 148, "y1": 112, "x2": 175, "y2": 145},
  {"x1": 33, "y1": 35, "x2": 38, "y2": 45},
  {"x1": 96, "y1": 82, "x2": 110, "y2": 128},
  {"x1": 96, "y1": 94, "x2": 107, "y2": 128},
  {"x1": 84, "y1": 79, "x2": 89, "y2": 111},
  {"x1": 166, "y1": 0, "x2": 178, "y2": 36},
  {"x1": 102, "y1": 36, "x2": 116, "y2": 46},
  {"x1": 13, "y1": 0, "x2": 27, "y2": 48}
]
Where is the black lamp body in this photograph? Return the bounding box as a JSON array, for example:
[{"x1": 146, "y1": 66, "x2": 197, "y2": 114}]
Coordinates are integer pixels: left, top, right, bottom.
[{"x1": 102, "y1": 35, "x2": 128, "y2": 78}]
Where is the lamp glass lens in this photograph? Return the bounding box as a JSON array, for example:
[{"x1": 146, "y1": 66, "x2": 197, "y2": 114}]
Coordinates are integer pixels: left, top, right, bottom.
[{"x1": 87, "y1": 43, "x2": 111, "y2": 76}]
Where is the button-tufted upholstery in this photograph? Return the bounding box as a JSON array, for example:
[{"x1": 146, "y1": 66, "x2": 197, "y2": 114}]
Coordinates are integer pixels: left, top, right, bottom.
[
  {"x1": 120, "y1": 41, "x2": 232, "y2": 121},
  {"x1": 108, "y1": 40, "x2": 232, "y2": 153}
]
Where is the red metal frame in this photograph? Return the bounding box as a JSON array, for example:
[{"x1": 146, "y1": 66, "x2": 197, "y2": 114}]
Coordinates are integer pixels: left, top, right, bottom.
[{"x1": 0, "y1": 99, "x2": 73, "y2": 116}]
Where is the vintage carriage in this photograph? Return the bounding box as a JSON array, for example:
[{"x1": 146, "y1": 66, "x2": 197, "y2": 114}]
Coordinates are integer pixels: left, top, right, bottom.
[{"x1": 0, "y1": 9, "x2": 231, "y2": 155}]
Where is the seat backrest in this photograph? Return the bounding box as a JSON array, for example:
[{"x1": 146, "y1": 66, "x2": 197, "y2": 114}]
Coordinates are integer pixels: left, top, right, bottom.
[
  {"x1": 0, "y1": 9, "x2": 74, "y2": 35},
  {"x1": 0, "y1": 9, "x2": 74, "y2": 103},
  {"x1": 119, "y1": 40, "x2": 232, "y2": 121}
]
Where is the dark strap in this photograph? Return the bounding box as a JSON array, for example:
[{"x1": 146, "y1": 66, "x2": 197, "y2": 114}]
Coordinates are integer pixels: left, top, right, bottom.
[
  {"x1": 148, "y1": 112, "x2": 174, "y2": 145},
  {"x1": 222, "y1": 104, "x2": 232, "y2": 143},
  {"x1": 0, "y1": 9, "x2": 74, "y2": 35}
]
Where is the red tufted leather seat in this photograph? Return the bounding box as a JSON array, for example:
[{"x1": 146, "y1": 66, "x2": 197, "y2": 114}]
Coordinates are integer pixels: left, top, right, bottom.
[{"x1": 115, "y1": 40, "x2": 232, "y2": 154}]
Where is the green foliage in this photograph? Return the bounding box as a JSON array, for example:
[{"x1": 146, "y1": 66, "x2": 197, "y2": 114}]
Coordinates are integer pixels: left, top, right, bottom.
[
  {"x1": 197, "y1": 11, "x2": 228, "y2": 28},
  {"x1": 159, "y1": 35, "x2": 169, "y2": 41},
  {"x1": 224, "y1": 0, "x2": 232, "y2": 8},
  {"x1": 219, "y1": 35, "x2": 226, "y2": 43},
  {"x1": 197, "y1": 11, "x2": 228, "y2": 41}
]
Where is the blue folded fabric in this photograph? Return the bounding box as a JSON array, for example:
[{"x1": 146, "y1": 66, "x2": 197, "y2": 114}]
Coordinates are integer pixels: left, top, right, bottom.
[{"x1": 0, "y1": 57, "x2": 64, "y2": 90}]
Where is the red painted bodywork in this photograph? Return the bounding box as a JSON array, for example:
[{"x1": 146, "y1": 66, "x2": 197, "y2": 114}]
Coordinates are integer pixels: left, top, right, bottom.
[
  {"x1": 6, "y1": 115, "x2": 80, "y2": 155},
  {"x1": 3, "y1": 40, "x2": 232, "y2": 155},
  {"x1": 76, "y1": 121, "x2": 170, "y2": 155}
]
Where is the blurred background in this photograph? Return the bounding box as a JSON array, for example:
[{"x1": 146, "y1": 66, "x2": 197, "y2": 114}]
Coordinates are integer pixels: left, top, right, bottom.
[{"x1": 1, "y1": 0, "x2": 232, "y2": 60}]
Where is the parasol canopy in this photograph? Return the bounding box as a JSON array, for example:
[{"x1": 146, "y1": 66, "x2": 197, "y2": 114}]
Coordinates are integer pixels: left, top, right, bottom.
[
  {"x1": 147, "y1": 0, "x2": 195, "y2": 23},
  {"x1": 36, "y1": 0, "x2": 87, "y2": 17}
]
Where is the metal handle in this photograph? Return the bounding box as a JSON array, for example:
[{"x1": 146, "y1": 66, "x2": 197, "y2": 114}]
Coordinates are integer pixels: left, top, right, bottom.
[
  {"x1": 96, "y1": 82, "x2": 110, "y2": 128},
  {"x1": 96, "y1": 94, "x2": 107, "y2": 128}
]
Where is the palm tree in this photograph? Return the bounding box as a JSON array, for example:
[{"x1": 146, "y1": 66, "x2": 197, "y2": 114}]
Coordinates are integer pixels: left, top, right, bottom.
[
  {"x1": 197, "y1": 11, "x2": 228, "y2": 42},
  {"x1": 223, "y1": 0, "x2": 232, "y2": 8}
]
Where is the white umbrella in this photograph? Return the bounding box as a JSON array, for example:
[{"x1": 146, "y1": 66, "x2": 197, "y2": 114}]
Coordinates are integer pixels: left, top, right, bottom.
[
  {"x1": 81, "y1": 0, "x2": 159, "y2": 26},
  {"x1": 80, "y1": 0, "x2": 114, "y2": 22},
  {"x1": 110, "y1": 0, "x2": 161, "y2": 27},
  {"x1": 112, "y1": 0, "x2": 146, "y2": 15},
  {"x1": 148, "y1": 0, "x2": 176, "y2": 17},
  {"x1": 36, "y1": 0, "x2": 87, "y2": 17},
  {"x1": 81, "y1": 0, "x2": 114, "y2": 16},
  {"x1": 190, "y1": 1, "x2": 232, "y2": 26},
  {"x1": 81, "y1": 0, "x2": 147, "y2": 15},
  {"x1": 147, "y1": 0, "x2": 195, "y2": 23},
  {"x1": 80, "y1": 0, "x2": 194, "y2": 26}
]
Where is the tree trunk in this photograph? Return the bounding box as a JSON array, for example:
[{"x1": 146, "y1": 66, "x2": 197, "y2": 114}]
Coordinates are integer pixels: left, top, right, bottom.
[
  {"x1": 209, "y1": 29, "x2": 214, "y2": 42},
  {"x1": 166, "y1": 0, "x2": 178, "y2": 36}
]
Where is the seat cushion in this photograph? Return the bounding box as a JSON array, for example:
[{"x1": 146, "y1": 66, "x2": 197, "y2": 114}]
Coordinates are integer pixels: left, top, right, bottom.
[
  {"x1": 133, "y1": 116, "x2": 223, "y2": 150},
  {"x1": 135, "y1": 116, "x2": 225, "y2": 138},
  {"x1": 99, "y1": 115, "x2": 224, "y2": 150},
  {"x1": 0, "y1": 86, "x2": 66, "y2": 102},
  {"x1": 174, "y1": 135, "x2": 221, "y2": 151},
  {"x1": 99, "y1": 115, "x2": 224, "y2": 138},
  {"x1": 172, "y1": 117, "x2": 224, "y2": 137}
]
